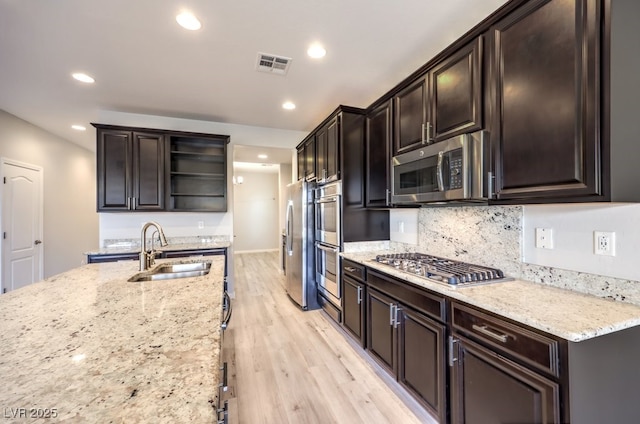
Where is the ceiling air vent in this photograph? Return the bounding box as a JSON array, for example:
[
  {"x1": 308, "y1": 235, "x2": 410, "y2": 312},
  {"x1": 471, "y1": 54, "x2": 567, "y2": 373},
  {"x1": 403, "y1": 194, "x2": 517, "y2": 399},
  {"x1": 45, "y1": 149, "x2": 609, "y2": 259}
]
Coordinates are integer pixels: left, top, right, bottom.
[{"x1": 256, "y1": 53, "x2": 292, "y2": 75}]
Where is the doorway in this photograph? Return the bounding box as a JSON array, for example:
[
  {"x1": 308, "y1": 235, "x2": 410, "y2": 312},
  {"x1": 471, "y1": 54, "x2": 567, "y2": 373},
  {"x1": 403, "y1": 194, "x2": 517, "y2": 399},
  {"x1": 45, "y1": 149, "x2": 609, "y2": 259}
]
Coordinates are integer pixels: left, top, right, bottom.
[
  {"x1": 232, "y1": 145, "x2": 293, "y2": 255},
  {"x1": 1, "y1": 158, "x2": 44, "y2": 293}
]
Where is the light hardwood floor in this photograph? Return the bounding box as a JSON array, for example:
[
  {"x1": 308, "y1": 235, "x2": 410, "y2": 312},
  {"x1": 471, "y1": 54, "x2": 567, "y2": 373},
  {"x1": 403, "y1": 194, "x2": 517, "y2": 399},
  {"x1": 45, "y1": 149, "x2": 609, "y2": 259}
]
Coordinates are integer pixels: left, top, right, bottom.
[{"x1": 225, "y1": 251, "x2": 438, "y2": 424}]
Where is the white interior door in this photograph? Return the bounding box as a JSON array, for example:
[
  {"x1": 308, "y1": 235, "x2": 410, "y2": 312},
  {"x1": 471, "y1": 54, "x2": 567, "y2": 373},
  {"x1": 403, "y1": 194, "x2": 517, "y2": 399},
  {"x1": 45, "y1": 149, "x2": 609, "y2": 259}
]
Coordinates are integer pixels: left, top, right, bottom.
[{"x1": 1, "y1": 159, "x2": 43, "y2": 293}]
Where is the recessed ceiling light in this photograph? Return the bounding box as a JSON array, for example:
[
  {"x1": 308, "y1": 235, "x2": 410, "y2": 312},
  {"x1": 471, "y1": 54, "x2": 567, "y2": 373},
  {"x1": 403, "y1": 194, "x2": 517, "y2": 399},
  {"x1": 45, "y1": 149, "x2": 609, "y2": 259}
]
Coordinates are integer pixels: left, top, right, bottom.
[
  {"x1": 71, "y1": 124, "x2": 86, "y2": 131},
  {"x1": 72, "y1": 73, "x2": 95, "y2": 83},
  {"x1": 258, "y1": 154, "x2": 268, "y2": 159},
  {"x1": 176, "y1": 12, "x2": 201, "y2": 30},
  {"x1": 282, "y1": 102, "x2": 296, "y2": 110},
  {"x1": 307, "y1": 44, "x2": 326, "y2": 59}
]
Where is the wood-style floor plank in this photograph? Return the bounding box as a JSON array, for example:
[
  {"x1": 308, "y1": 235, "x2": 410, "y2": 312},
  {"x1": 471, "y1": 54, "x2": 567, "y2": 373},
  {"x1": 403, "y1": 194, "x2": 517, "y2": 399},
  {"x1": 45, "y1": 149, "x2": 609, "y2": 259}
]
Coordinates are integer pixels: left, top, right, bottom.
[{"x1": 229, "y1": 251, "x2": 437, "y2": 424}]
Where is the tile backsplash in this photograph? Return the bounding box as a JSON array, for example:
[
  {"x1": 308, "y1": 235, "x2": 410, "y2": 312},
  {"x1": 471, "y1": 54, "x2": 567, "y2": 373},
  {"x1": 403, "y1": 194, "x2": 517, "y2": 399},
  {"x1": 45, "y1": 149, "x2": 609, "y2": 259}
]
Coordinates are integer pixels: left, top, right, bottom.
[{"x1": 347, "y1": 205, "x2": 640, "y2": 306}]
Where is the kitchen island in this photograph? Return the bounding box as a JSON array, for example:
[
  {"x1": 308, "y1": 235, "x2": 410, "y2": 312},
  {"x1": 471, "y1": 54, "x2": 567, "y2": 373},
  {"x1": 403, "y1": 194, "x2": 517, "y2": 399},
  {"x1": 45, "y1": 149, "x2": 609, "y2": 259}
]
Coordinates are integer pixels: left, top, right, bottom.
[{"x1": 0, "y1": 255, "x2": 225, "y2": 423}]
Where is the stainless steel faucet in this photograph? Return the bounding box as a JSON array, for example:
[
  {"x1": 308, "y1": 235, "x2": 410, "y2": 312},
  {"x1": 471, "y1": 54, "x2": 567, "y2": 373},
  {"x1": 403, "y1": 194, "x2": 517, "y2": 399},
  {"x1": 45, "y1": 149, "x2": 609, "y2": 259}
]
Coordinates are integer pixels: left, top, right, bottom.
[{"x1": 139, "y1": 221, "x2": 168, "y2": 271}]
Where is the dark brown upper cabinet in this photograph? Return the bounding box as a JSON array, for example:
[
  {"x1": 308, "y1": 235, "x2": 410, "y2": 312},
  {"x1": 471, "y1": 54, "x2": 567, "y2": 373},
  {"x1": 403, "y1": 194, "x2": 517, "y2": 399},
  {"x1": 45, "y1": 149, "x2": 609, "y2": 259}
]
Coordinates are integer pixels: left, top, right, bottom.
[
  {"x1": 316, "y1": 116, "x2": 340, "y2": 184},
  {"x1": 296, "y1": 145, "x2": 304, "y2": 181},
  {"x1": 96, "y1": 127, "x2": 165, "y2": 212},
  {"x1": 94, "y1": 123, "x2": 229, "y2": 212},
  {"x1": 297, "y1": 134, "x2": 315, "y2": 182},
  {"x1": 429, "y1": 36, "x2": 483, "y2": 141},
  {"x1": 490, "y1": 0, "x2": 601, "y2": 202},
  {"x1": 393, "y1": 36, "x2": 484, "y2": 156},
  {"x1": 393, "y1": 77, "x2": 428, "y2": 155},
  {"x1": 366, "y1": 100, "x2": 393, "y2": 207}
]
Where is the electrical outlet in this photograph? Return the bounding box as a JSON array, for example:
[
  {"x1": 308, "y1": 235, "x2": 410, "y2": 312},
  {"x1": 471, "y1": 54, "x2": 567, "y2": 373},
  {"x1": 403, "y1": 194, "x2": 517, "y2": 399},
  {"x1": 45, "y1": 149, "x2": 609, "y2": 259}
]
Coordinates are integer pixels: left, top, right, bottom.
[
  {"x1": 535, "y1": 228, "x2": 554, "y2": 249},
  {"x1": 398, "y1": 221, "x2": 405, "y2": 233},
  {"x1": 594, "y1": 231, "x2": 616, "y2": 256},
  {"x1": 197, "y1": 221, "x2": 204, "y2": 229}
]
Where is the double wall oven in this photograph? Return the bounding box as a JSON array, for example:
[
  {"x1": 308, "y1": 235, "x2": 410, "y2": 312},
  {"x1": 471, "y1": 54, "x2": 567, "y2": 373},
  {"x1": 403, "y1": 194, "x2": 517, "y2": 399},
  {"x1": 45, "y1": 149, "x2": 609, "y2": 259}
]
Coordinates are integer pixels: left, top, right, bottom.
[{"x1": 315, "y1": 181, "x2": 341, "y2": 317}]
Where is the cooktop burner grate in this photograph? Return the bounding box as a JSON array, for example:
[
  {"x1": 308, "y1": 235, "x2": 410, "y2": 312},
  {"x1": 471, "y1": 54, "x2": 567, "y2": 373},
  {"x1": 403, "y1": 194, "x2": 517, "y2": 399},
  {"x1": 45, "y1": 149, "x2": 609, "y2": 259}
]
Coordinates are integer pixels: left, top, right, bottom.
[{"x1": 374, "y1": 253, "x2": 511, "y2": 286}]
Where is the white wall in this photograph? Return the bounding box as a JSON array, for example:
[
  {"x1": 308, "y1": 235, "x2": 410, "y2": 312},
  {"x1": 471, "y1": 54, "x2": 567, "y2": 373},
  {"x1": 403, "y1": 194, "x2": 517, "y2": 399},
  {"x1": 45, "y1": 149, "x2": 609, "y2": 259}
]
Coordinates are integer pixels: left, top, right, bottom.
[
  {"x1": 523, "y1": 203, "x2": 640, "y2": 282},
  {"x1": 233, "y1": 170, "x2": 279, "y2": 252},
  {"x1": 0, "y1": 109, "x2": 98, "y2": 278}
]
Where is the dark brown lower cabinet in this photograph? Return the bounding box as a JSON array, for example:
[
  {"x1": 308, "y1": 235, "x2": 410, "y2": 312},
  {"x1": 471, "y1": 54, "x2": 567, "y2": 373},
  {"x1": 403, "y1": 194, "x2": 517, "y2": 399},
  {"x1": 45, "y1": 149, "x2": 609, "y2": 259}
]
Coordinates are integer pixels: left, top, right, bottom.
[
  {"x1": 366, "y1": 283, "x2": 447, "y2": 423},
  {"x1": 342, "y1": 275, "x2": 365, "y2": 346},
  {"x1": 398, "y1": 307, "x2": 447, "y2": 422},
  {"x1": 450, "y1": 335, "x2": 561, "y2": 424},
  {"x1": 366, "y1": 288, "x2": 395, "y2": 371}
]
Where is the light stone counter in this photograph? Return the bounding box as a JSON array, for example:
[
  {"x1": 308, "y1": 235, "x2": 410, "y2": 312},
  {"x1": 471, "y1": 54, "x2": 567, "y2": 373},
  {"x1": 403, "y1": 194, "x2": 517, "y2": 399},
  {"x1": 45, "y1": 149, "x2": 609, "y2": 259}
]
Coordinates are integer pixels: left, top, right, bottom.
[
  {"x1": 342, "y1": 252, "x2": 640, "y2": 342},
  {"x1": 0, "y1": 255, "x2": 225, "y2": 423}
]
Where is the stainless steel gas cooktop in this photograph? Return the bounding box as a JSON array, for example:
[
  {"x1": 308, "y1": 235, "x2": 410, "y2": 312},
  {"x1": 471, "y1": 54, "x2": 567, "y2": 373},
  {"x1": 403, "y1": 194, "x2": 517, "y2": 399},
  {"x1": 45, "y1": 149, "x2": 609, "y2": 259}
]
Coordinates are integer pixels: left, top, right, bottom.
[{"x1": 374, "y1": 253, "x2": 512, "y2": 287}]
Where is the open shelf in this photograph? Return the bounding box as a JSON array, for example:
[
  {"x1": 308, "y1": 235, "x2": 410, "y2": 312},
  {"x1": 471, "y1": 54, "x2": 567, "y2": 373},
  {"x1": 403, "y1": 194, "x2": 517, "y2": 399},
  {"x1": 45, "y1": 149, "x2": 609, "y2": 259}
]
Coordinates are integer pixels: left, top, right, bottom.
[{"x1": 168, "y1": 135, "x2": 228, "y2": 212}]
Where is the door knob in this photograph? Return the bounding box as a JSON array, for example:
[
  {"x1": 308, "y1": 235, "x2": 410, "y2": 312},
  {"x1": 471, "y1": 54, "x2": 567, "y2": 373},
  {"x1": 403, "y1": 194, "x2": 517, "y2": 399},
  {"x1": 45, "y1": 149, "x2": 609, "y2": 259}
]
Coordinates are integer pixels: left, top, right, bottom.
[{"x1": 34, "y1": 240, "x2": 42, "y2": 245}]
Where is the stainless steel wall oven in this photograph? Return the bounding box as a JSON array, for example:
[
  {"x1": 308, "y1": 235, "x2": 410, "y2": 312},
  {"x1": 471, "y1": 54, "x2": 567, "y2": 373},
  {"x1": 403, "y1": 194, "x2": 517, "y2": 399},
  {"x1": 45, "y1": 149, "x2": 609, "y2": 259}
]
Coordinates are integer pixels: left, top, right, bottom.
[{"x1": 314, "y1": 181, "x2": 342, "y2": 311}]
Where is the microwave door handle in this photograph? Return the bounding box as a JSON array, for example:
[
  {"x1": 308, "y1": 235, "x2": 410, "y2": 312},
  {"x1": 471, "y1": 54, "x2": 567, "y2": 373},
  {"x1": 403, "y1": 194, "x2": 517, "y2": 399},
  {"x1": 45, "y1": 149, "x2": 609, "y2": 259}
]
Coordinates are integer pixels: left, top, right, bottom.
[{"x1": 436, "y1": 151, "x2": 445, "y2": 192}]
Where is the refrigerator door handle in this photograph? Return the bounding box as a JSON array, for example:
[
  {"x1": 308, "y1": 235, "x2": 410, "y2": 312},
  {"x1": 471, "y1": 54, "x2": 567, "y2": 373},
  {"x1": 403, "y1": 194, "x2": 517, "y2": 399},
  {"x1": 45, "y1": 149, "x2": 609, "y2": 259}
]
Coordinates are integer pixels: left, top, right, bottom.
[{"x1": 285, "y1": 201, "x2": 294, "y2": 255}]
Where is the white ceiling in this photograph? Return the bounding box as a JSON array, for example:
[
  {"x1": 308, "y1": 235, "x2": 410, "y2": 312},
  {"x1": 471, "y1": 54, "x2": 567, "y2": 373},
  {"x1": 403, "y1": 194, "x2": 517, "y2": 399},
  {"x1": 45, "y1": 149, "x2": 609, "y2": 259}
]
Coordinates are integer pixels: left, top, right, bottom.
[{"x1": 0, "y1": 0, "x2": 510, "y2": 153}]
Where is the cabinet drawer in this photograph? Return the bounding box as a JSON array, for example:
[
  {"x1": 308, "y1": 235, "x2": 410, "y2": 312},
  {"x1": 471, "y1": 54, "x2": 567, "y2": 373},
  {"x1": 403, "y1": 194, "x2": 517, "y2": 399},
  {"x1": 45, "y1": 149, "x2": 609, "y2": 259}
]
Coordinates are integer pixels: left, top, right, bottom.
[
  {"x1": 342, "y1": 259, "x2": 365, "y2": 282},
  {"x1": 366, "y1": 269, "x2": 446, "y2": 322},
  {"x1": 451, "y1": 302, "x2": 561, "y2": 378}
]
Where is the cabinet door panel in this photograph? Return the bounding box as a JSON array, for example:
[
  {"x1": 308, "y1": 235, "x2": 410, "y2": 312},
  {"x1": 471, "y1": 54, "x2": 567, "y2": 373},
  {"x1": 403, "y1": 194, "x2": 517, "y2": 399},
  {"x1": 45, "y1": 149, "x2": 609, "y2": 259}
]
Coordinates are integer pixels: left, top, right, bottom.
[
  {"x1": 296, "y1": 147, "x2": 304, "y2": 180},
  {"x1": 316, "y1": 127, "x2": 327, "y2": 182},
  {"x1": 342, "y1": 276, "x2": 364, "y2": 345},
  {"x1": 394, "y1": 77, "x2": 428, "y2": 155},
  {"x1": 326, "y1": 117, "x2": 339, "y2": 182},
  {"x1": 430, "y1": 37, "x2": 483, "y2": 141},
  {"x1": 97, "y1": 130, "x2": 131, "y2": 210},
  {"x1": 451, "y1": 336, "x2": 561, "y2": 424},
  {"x1": 305, "y1": 137, "x2": 315, "y2": 181},
  {"x1": 366, "y1": 289, "x2": 394, "y2": 371},
  {"x1": 132, "y1": 132, "x2": 164, "y2": 210},
  {"x1": 398, "y1": 308, "x2": 446, "y2": 422},
  {"x1": 492, "y1": 0, "x2": 600, "y2": 200},
  {"x1": 366, "y1": 101, "x2": 392, "y2": 207}
]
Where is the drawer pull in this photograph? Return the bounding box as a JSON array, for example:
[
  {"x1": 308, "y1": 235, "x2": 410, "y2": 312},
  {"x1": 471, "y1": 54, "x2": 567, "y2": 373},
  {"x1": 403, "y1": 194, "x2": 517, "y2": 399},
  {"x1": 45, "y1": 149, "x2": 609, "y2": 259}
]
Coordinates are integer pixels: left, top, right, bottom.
[
  {"x1": 344, "y1": 266, "x2": 357, "y2": 272},
  {"x1": 472, "y1": 324, "x2": 509, "y2": 343}
]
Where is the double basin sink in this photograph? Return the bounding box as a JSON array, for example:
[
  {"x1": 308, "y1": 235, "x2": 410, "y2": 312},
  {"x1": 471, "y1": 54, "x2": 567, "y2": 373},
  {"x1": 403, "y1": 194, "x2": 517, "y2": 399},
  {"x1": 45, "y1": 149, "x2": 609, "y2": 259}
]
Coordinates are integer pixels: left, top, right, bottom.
[{"x1": 128, "y1": 260, "x2": 212, "y2": 282}]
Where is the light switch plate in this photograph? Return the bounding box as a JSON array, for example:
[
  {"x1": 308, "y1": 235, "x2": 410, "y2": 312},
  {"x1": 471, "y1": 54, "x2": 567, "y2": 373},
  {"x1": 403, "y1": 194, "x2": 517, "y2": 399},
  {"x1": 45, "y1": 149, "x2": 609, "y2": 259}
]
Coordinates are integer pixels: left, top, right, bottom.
[{"x1": 535, "y1": 228, "x2": 554, "y2": 249}]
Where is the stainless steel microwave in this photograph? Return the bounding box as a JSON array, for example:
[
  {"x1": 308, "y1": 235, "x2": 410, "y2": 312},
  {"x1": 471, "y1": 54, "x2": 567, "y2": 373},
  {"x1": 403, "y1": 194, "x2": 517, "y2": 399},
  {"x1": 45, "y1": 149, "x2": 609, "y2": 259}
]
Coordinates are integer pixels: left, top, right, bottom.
[{"x1": 391, "y1": 131, "x2": 490, "y2": 204}]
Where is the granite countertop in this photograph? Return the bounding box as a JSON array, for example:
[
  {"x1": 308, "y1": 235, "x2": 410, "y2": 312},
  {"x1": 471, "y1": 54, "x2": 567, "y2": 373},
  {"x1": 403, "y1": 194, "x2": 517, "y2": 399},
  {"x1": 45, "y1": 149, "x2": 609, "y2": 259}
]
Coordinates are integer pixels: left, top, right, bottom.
[
  {"x1": 342, "y1": 252, "x2": 640, "y2": 343},
  {"x1": 0, "y1": 256, "x2": 225, "y2": 423}
]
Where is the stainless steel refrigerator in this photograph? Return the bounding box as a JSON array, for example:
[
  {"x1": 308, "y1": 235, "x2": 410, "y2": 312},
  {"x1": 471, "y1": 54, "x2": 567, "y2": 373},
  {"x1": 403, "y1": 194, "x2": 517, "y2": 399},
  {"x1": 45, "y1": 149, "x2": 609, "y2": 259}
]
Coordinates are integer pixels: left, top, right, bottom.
[{"x1": 284, "y1": 180, "x2": 318, "y2": 310}]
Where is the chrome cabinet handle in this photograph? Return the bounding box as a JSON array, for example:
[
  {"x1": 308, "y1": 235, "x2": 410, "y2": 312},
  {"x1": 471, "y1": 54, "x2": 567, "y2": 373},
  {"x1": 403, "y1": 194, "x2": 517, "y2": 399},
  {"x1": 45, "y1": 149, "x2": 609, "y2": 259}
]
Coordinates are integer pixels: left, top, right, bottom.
[
  {"x1": 385, "y1": 188, "x2": 391, "y2": 206},
  {"x1": 394, "y1": 306, "x2": 402, "y2": 329},
  {"x1": 221, "y1": 291, "x2": 232, "y2": 330},
  {"x1": 217, "y1": 400, "x2": 228, "y2": 424},
  {"x1": 421, "y1": 123, "x2": 426, "y2": 144},
  {"x1": 344, "y1": 266, "x2": 357, "y2": 272},
  {"x1": 448, "y1": 336, "x2": 459, "y2": 366},
  {"x1": 356, "y1": 286, "x2": 362, "y2": 305},
  {"x1": 426, "y1": 121, "x2": 432, "y2": 144},
  {"x1": 472, "y1": 324, "x2": 509, "y2": 343},
  {"x1": 219, "y1": 362, "x2": 228, "y2": 391},
  {"x1": 389, "y1": 304, "x2": 396, "y2": 326}
]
